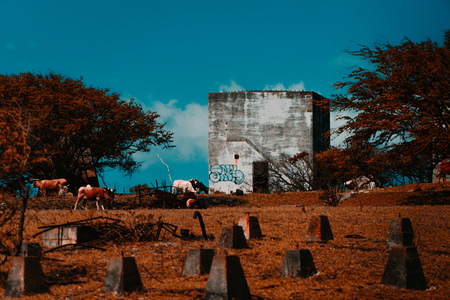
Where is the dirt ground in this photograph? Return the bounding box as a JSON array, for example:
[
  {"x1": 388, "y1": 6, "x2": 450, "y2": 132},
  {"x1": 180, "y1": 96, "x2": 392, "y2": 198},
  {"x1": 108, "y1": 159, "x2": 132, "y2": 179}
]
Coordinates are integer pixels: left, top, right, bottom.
[{"x1": 0, "y1": 183, "x2": 449, "y2": 299}]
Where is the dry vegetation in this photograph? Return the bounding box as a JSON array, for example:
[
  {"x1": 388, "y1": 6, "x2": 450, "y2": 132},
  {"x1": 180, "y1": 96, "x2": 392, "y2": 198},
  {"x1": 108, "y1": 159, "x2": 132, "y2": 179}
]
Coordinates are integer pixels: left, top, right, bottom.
[{"x1": 0, "y1": 183, "x2": 449, "y2": 299}]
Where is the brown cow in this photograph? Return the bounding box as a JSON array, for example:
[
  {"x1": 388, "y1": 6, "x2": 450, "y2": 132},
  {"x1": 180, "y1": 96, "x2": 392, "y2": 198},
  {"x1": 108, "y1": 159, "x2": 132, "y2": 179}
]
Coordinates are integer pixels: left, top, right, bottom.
[
  {"x1": 74, "y1": 186, "x2": 115, "y2": 210},
  {"x1": 438, "y1": 161, "x2": 450, "y2": 183},
  {"x1": 32, "y1": 178, "x2": 68, "y2": 197}
]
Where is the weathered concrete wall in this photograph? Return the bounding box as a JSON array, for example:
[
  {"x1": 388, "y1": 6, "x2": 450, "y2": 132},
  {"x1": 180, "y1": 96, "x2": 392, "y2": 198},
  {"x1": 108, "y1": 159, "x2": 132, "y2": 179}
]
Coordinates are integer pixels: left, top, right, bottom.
[{"x1": 208, "y1": 91, "x2": 329, "y2": 194}]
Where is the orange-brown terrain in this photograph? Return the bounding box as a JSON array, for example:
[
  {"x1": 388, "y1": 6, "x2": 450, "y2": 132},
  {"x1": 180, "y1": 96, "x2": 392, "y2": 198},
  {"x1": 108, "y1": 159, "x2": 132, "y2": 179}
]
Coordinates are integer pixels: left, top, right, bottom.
[{"x1": 0, "y1": 183, "x2": 449, "y2": 299}]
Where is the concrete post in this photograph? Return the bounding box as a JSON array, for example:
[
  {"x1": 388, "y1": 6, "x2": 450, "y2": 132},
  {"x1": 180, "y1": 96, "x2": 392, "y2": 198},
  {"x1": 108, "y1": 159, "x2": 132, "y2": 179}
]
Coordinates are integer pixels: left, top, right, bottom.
[
  {"x1": 280, "y1": 249, "x2": 317, "y2": 278},
  {"x1": 204, "y1": 255, "x2": 251, "y2": 300},
  {"x1": 306, "y1": 215, "x2": 334, "y2": 242},
  {"x1": 3, "y1": 256, "x2": 49, "y2": 298},
  {"x1": 387, "y1": 218, "x2": 414, "y2": 248},
  {"x1": 102, "y1": 256, "x2": 143, "y2": 296},
  {"x1": 238, "y1": 216, "x2": 263, "y2": 240},
  {"x1": 381, "y1": 246, "x2": 427, "y2": 290},
  {"x1": 182, "y1": 248, "x2": 215, "y2": 276},
  {"x1": 216, "y1": 225, "x2": 248, "y2": 249}
]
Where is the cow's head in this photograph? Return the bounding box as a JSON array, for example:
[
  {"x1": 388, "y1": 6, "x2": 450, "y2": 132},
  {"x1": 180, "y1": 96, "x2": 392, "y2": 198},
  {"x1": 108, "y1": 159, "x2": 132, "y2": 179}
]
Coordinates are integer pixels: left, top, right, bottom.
[
  {"x1": 33, "y1": 180, "x2": 41, "y2": 187},
  {"x1": 106, "y1": 188, "x2": 115, "y2": 198},
  {"x1": 190, "y1": 179, "x2": 209, "y2": 194},
  {"x1": 105, "y1": 188, "x2": 116, "y2": 208},
  {"x1": 197, "y1": 181, "x2": 208, "y2": 194}
]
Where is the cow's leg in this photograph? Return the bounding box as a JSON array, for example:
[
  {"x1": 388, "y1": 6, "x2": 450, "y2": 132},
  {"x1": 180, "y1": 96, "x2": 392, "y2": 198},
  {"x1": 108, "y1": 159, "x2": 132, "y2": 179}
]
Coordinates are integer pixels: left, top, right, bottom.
[
  {"x1": 74, "y1": 196, "x2": 83, "y2": 210},
  {"x1": 96, "y1": 197, "x2": 104, "y2": 210},
  {"x1": 81, "y1": 198, "x2": 88, "y2": 209}
]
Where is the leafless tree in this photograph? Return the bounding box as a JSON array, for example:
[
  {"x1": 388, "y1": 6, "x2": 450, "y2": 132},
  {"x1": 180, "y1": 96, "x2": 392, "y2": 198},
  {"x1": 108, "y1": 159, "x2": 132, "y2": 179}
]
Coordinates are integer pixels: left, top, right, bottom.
[{"x1": 269, "y1": 152, "x2": 317, "y2": 192}]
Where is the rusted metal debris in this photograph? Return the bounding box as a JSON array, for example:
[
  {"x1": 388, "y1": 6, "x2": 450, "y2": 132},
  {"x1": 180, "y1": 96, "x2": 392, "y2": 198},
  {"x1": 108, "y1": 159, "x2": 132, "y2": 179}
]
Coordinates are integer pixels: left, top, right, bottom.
[
  {"x1": 178, "y1": 211, "x2": 215, "y2": 241},
  {"x1": 194, "y1": 211, "x2": 212, "y2": 240},
  {"x1": 32, "y1": 215, "x2": 209, "y2": 254},
  {"x1": 155, "y1": 222, "x2": 182, "y2": 240},
  {"x1": 33, "y1": 217, "x2": 123, "y2": 252},
  {"x1": 33, "y1": 216, "x2": 122, "y2": 238}
]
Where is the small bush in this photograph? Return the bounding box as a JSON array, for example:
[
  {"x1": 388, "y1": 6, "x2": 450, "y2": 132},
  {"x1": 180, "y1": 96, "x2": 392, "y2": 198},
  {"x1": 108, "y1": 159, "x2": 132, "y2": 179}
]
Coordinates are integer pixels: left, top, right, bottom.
[{"x1": 319, "y1": 186, "x2": 342, "y2": 206}]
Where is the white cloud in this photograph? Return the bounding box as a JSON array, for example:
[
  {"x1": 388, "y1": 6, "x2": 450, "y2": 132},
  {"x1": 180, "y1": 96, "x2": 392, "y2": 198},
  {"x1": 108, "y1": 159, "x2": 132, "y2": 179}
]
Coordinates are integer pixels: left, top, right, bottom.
[
  {"x1": 217, "y1": 80, "x2": 306, "y2": 93},
  {"x1": 150, "y1": 100, "x2": 208, "y2": 162},
  {"x1": 118, "y1": 94, "x2": 208, "y2": 170},
  {"x1": 288, "y1": 81, "x2": 306, "y2": 91},
  {"x1": 264, "y1": 81, "x2": 306, "y2": 91},
  {"x1": 217, "y1": 80, "x2": 244, "y2": 92},
  {"x1": 264, "y1": 83, "x2": 286, "y2": 90},
  {"x1": 132, "y1": 151, "x2": 158, "y2": 170},
  {"x1": 126, "y1": 98, "x2": 208, "y2": 171}
]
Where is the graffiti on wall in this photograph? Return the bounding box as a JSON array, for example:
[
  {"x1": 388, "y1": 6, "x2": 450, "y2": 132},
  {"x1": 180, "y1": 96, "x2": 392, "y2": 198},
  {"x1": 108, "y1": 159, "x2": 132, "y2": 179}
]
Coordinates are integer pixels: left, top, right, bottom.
[{"x1": 209, "y1": 164, "x2": 245, "y2": 184}]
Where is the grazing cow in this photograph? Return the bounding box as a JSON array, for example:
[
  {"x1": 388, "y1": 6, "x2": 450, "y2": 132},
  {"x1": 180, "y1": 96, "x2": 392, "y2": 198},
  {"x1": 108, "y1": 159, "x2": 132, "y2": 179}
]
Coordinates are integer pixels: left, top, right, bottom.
[
  {"x1": 173, "y1": 180, "x2": 196, "y2": 193},
  {"x1": 189, "y1": 179, "x2": 209, "y2": 194},
  {"x1": 438, "y1": 161, "x2": 450, "y2": 183},
  {"x1": 74, "y1": 186, "x2": 115, "y2": 210},
  {"x1": 32, "y1": 178, "x2": 68, "y2": 197}
]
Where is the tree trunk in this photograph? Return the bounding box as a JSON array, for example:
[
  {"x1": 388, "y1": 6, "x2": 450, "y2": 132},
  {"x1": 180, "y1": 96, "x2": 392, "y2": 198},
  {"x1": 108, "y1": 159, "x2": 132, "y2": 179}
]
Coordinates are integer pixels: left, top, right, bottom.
[{"x1": 14, "y1": 187, "x2": 29, "y2": 256}]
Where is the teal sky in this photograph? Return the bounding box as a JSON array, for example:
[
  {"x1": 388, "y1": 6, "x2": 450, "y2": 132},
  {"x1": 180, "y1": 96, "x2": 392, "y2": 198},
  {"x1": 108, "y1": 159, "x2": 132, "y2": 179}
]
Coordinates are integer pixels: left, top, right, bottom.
[{"x1": 1, "y1": 0, "x2": 449, "y2": 192}]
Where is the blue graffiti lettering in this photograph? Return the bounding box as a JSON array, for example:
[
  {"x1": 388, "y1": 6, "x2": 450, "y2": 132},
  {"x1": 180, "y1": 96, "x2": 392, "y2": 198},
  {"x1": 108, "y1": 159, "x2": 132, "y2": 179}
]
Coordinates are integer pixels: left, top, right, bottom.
[{"x1": 209, "y1": 164, "x2": 245, "y2": 185}]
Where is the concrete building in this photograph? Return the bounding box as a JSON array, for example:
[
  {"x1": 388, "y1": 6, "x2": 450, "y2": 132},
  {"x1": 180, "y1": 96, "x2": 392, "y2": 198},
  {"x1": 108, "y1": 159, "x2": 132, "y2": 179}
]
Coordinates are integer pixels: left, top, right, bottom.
[{"x1": 208, "y1": 91, "x2": 329, "y2": 194}]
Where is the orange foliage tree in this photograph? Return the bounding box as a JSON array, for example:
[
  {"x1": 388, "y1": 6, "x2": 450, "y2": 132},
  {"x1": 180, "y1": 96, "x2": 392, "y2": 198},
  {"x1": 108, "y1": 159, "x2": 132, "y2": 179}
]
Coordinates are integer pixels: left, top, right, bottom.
[
  {"x1": 315, "y1": 143, "x2": 386, "y2": 187},
  {"x1": 317, "y1": 31, "x2": 450, "y2": 183},
  {"x1": 0, "y1": 106, "x2": 51, "y2": 255},
  {"x1": 0, "y1": 72, "x2": 174, "y2": 191},
  {"x1": 0, "y1": 107, "x2": 50, "y2": 192}
]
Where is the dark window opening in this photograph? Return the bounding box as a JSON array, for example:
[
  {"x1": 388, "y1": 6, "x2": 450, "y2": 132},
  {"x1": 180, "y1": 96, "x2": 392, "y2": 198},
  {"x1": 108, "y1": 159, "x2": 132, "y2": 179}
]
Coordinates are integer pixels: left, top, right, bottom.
[{"x1": 253, "y1": 161, "x2": 269, "y2": 193}]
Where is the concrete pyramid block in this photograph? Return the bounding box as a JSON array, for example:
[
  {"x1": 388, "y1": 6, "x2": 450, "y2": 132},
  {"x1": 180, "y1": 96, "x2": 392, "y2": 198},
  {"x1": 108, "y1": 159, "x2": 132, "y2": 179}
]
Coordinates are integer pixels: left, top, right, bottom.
[
  {"x1": 204, "y1": 255, "x2": 251, "y2": 300},
  {"x1": 3, "y1": 256, "x2": 49, "y2": 298},
  {"x1": 280, "y1": 249, "x2": 317, "y2": 278},
  {"x1": 238, "y1": 215, "x2": 263, "y2": 240},
  {"x1": 387, "y1": 218, "x2": 414, "y2": 248},
  {"x1": 102, "y1": 256, "x2": 143, "y2": 296},
  {"x1": 182, "y1": 248, "x2": 215, "y2": 276},
  {"x1": 381, "y1": 246, "x2": 427, "y2": 290},
  {"x1": 216, "y1": 225, "x2": 248, "y2": 249},
  {"x1": 306, "y1": 215, "x2": 334, "y2": 242}
]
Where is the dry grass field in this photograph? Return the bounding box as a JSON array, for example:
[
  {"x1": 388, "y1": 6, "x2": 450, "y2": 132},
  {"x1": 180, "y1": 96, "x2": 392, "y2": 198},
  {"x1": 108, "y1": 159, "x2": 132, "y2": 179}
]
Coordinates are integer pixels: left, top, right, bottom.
[{"x1": 0, "y1": 183, "x2": 449, "y2": 299}]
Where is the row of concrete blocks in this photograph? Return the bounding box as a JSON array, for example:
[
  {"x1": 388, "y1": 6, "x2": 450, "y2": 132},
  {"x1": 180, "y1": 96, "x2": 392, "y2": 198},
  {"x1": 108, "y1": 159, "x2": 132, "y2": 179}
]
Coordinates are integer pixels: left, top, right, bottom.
[
  {"x1": 3, "y1": 244, "x2": 427, "y2": 299},
  {"x1": 3, "y1": 215, "x2": 421, "y2": 298},
  {"x1": 184, "y1": 245, "x2": 428, "y2": 299},
  {"x1": 219, "y1": 215, "x2": 416, "y2": 248}
]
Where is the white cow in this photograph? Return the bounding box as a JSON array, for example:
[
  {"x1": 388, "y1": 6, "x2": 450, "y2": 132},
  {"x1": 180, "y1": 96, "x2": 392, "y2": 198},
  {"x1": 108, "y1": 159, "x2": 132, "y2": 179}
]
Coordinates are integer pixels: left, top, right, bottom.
[
  {"x1": 344, "y1": 176, "x2": 376, "y2": 190},
  {"x1": 172, "y1": 180, "x2": 196, "y2": 193}
]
